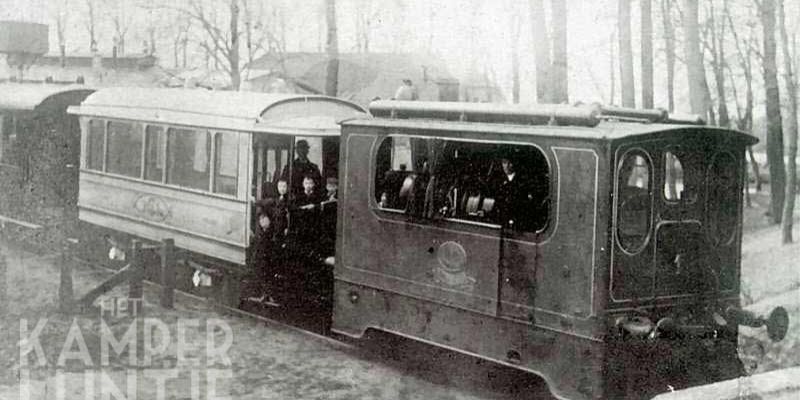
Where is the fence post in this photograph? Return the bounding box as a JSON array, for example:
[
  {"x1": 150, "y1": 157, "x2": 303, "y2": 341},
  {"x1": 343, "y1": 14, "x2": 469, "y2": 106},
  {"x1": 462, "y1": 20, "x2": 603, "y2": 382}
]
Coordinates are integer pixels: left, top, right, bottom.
[
  {"x1": 58, "y1": 244, "x2": 74, "y2": 313},
  {"x1": 160, "y1": 239, "x2": 175, "y2": 309},
  {"x1": 128, "y1": 240, "x2": 143, "y2": 315}
]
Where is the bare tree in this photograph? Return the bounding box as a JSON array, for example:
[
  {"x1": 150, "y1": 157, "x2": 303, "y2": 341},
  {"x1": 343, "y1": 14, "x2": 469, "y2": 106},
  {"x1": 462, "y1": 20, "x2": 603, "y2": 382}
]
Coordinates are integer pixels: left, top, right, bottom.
[
  {"x1": 618, "y1": 0, "x2": 635, "y2": 107},
  {"x1": 761, "y1": 0, "x2": 786, "y2": 224},
  {"x1": 325, "y1": 0, "x2": 339, "y2": 96},
  {"x1": 511, "y1": 5, "x2": 521, "y2": 103},
  {"x1": 530, "y1": 0, "x2": 551, "y2": 103},
  {"x1": 702, "y1": 0, "x2": 730, "y2": 127},
  {"x1": 660, "y1": 0, "x2": 676, "y2": 111},
  {"x1": 167, "y1": 0, "x2": 280, "y2": 90},
  {"x1": 641, "y1": 0, "x2": 654, "y2": 109},
  {"x1": 683, "y1": 0, "x2": 715, "y2": 122},
  {"x1": 101, "y1": 0, "x2": 132, "y2": 55},
  {"x1": 51, "y1": 0, "x2": 70, "y2": 67},
  {"x1": 354, "y1": 0, "x2": 379, "y2": 53},
  {"x1": 778, "y1": 0, "x2": 797, "y2": 241},
  {"x1": 84, "y1": 0, "x2": 97, "y2": 51},
  {"x1": 551, "y1": 0, "x2": 568, "y2": 103},
  {"x1": 726, "y1": 3, "x2": 762, "y2": 197}
]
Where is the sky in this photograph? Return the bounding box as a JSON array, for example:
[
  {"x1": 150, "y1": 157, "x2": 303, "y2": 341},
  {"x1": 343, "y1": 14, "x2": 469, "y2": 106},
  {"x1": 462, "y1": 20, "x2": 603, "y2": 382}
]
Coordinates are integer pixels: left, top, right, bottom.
[{"x1": 1, "y1": 0, "x2": 791, "y2": 115}]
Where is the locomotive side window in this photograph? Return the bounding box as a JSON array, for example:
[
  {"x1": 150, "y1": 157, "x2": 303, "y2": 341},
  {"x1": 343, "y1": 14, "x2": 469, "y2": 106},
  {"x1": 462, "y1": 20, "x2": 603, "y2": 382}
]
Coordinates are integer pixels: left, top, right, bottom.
[
  {"x1": 106, "y1": 121, "x2": 142, "y2": 178},
  {"x1": 616, "y1": 151, "x2": 652, "y2": 253},
  {"x1": 213, "y1": 132, "x2": 239, "y2": 196},
  {"x1": 144, "y1": 125, "x2": 166, "y2": 182},
  {"x1": 86, "y1": 119, "x2": 105, "y2": 171},
  {"x1": 663, "y1": 151, "x2": 684, "y2": 201},
  {"x1": 166, "y1": 128, "x2": 211, "y2": 191},
  {"x1": 375, "y1": 136, "x2": 550, "y2": 232},
  {"x1": 706, "y1": 152, "x2": 738, "y2": 245}
]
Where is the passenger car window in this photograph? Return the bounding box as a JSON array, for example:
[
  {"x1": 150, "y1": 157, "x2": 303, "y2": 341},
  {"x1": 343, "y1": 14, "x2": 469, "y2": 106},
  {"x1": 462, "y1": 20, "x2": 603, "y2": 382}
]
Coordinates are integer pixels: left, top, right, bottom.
[
  {"x1": 616, "y1": 151, "x2": 652, "y2": 253},
  {"x1": 106, "y1": 121, "x2": 142, "y2": 178},
  {"x1": 374, "y1": 136, "x2": 550, "y2": 233},
  {"x1": 214, "y1": 132, "x2": 239, "y2": 196},
  {"x1": 167, "y1": 128, "x2": 210, "y2": 191},
  {"x1": 706, "y1": 152, "x2": 738, "y2": 245},
  {"x1": 87, "y1": 119, "x2": 105, "y2": 171},
  {"x1": 144, "y1": 125, "x2": 165, "y2": 182}
]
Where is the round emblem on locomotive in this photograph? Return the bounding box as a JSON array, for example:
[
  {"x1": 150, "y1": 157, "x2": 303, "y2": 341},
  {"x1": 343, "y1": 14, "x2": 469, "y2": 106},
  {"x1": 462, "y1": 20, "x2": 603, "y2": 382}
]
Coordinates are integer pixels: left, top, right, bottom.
[{"x1": 434, "y1": 241, "x2": 475, "y2": 291}]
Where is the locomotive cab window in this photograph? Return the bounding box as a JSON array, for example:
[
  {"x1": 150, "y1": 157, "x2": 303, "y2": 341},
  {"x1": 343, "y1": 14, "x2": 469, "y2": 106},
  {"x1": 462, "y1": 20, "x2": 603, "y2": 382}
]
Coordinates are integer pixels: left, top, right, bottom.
[
  {"x1": 375, "y1": 136, "x2": 550, "y2": 233},
  {"x1": 616, "y1": 150, "x2": 653, "y2": 253}
]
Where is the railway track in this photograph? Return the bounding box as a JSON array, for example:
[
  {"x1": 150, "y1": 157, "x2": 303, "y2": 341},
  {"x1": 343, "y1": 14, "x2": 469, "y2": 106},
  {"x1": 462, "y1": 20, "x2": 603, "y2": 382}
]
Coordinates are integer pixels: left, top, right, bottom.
[{"x1": 67, "y1": 251, "x2": 555, "y2": 400}]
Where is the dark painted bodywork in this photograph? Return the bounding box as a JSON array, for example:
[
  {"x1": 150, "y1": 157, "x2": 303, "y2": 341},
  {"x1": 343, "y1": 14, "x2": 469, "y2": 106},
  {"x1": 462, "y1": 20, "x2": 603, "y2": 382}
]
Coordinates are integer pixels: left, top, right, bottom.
[{"x1": 333, "y1": 117, "x2": 755, "y2": 400}]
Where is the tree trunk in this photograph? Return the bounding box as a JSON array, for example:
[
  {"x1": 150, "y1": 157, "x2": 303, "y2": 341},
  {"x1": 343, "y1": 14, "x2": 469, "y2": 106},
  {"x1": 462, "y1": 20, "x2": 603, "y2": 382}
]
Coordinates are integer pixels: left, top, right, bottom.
[
  {"x1": 762, "y1": 0, "x2": 786, "y2": 224},
  {"x1": 778, "y1": 0, "x2": 797, "y2": 241},
  {"x1": 551, "y1": 0, "x2": 568, "y2": 103},
  {"x1": 640, "y1": 0, "x2": 653, "y2": 109},
  {"x1": 661, "y1": 0, "x2": 676, "y2": 111},
  {"x1": 709, "y1": 3, "x2": 729, "y2": 127},
  {"x1": 610, "y1": 31, "x2": 616, "y2": 105},
  {"x1": 229, "y1": 0, "x2": 241, "y2": 90},
  {"x1": 511, "y1": 13, "x2": 521, "y2": 104},
  {"x1": 325, "y1": 0, "x2": 339, "y2": 97},
  {"x1": 618, "y1": 0, "x2": 635, "y2": 108},
  {"x1": 530, "y1": 0, "x2": 551, "y2": 103},
  {"x1": 683, "y1": 0, "x2": 710, "y2": 119}
]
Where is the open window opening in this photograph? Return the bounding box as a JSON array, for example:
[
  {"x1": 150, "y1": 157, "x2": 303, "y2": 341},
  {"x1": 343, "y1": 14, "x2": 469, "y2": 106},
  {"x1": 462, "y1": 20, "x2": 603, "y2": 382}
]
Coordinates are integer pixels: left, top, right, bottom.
[{"x1": 374, "y1": 135, "x2": 550, "y2": 233}]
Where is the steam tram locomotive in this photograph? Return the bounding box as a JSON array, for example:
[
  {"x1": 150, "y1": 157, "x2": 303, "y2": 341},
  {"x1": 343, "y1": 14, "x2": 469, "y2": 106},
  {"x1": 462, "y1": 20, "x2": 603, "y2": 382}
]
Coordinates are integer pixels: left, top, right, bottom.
[{"x1": 67, "y1": 89, "x2": 788, "y2": 400}]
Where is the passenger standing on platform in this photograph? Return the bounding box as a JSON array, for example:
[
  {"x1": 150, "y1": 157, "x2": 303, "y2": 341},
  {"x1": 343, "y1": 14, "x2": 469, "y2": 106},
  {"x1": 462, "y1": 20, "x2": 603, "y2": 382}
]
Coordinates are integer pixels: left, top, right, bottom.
[
  {"x1": 244, "y1": 208, "x2": 281, "y2": 305},
  {"x1": 282, "y1": 140, "x2": 322, "y2": 196},
  {"x1": 320, "y1": 177, "x2": 338, "y2": 257},
  {"x1": 291, "y1": 175, "x2": 325, "y2": 258}
]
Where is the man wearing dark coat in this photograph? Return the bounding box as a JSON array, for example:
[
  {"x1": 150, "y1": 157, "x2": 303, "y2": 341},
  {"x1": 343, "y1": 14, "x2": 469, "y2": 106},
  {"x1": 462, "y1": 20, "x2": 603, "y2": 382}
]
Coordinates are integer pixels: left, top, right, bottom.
[
  {"x1": 493, "y1": 156, "x2": 547, "y2": 232},
  {"x1": 282, "y1": 139, "x2": 322, "y2": 196}
]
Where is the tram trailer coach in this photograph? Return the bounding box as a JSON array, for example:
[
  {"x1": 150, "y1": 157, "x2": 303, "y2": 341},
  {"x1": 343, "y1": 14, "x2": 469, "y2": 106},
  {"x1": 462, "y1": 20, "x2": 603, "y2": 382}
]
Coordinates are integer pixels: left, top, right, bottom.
[
  {"x1": 67, "y1": 88, "x2": 367, "y2": 296},
  {"x1": 333, "y1": 101, "x2": 789, "y2": 399},
  {"x1": 0, "y1": 83, "x2": 94, "y2": 241}
]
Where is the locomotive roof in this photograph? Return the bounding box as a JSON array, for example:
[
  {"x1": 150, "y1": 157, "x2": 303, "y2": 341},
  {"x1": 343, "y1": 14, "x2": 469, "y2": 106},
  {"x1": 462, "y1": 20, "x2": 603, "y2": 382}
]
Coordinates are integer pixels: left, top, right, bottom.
[
  {"x1": 342, "y1": 116, "x2": 758, "y2": 146},
  {"x1": 67, "y1": 87, "x2": 367, "y2": 135},
  {"x1": 0, "y1": 83, "x2": 94, "y2": 111},
  {"x1": 354, "y1": 100, "x2": 758, "y2": 146}
]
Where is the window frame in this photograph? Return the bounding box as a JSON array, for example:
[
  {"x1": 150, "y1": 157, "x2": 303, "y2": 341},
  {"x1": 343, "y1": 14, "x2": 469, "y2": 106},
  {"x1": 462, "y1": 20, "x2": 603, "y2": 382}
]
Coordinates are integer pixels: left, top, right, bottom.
[
  {"x1": 85, "y1": 118, "x2": 107, "y2": 172},
  {"x1": 104, "y1": 120, "x2": 144, "y2": 179},
  {"x1": 82, "y1": 118, "x2": 245, "y2": 200},
  {"x1": 143, "y1": 123, "x2": 167, "y2": 183},
  {"x1": 165, "y1": 126, "x2": 212, "y2": 192},
  {"x1": 372, "y1": 133, "x2": 553, "y2": 236},
  {"x1": 212, "y1": 130, "x2": 240, "y2": 197},
  {"x1": 614, "y1": 147, "x2": 654, "y2": 255}
]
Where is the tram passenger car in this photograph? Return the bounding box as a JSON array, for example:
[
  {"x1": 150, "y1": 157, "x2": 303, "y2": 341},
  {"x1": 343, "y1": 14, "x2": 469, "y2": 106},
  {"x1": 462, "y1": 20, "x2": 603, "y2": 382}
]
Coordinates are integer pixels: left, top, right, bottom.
[
  {"x1": 0, "y1": 83, "x2": 93, "y2": 241},
  {"x1": 333, "y1": 101, "x2": 788, "y2": 399},
  {"x1": 67, "y1": 88, "x2": 366, "y2": 298}
]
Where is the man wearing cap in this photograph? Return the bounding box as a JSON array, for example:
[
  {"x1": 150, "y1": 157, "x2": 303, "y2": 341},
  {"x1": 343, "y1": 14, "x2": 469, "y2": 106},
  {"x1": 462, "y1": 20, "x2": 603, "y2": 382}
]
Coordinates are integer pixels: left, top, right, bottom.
[
  {"x1": 282, "y1": 139, "x2": 322, "y2": 196},
  {"x1": 493, "y1": 154, "x2": 546, "y2": 231}
]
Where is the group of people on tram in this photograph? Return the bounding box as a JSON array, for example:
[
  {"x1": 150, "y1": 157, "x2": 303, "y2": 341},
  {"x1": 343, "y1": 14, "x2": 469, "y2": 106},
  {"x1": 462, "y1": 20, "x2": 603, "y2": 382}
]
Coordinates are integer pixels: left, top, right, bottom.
[
  {"x1": 245, "y1": 139, "x2": 338, "y2": 305},
  {"x1": 379, "y1": 151, "x2": 549, "y2": 233}
]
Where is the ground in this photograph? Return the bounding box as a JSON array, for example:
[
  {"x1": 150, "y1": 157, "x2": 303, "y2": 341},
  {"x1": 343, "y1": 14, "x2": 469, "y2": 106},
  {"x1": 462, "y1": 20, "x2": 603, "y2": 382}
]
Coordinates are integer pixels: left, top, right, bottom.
[{"x1": 0, "y1": 188, "x2": 798, "y2": 400}]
